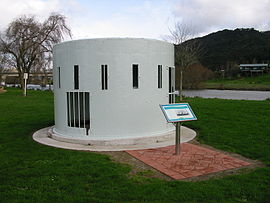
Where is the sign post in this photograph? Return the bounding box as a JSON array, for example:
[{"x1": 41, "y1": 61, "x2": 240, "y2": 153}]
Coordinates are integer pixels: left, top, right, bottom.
[
  {"x1": 23, "y1": 73, "x2": 28, "y2": 97},
  {"x1": 175, "y1": 122, "x2": 181, "y2": 155},
  {"x1": 160, "y1": 103, "x2": 197, "y2": 155}
]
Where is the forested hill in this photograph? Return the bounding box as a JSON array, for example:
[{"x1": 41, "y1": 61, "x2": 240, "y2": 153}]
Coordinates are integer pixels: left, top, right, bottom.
[{"x1": 189, "y1": 28, "x2": 270, "y2": 70}]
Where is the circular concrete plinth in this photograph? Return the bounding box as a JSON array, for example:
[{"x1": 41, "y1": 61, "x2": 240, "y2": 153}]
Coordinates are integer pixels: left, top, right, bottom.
[{"x1": 33, "y1": 126, "x2": 197, "y2": 151}]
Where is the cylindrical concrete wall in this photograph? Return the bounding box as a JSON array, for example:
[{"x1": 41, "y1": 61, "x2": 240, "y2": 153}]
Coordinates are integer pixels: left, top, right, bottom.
[{"x1": 53, "y1": 38, "x2": 175, "y2": 142}]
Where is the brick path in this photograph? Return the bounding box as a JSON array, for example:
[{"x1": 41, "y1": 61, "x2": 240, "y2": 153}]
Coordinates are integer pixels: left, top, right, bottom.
[{"x1": 126, "y1": 143, "x2": 250, "y2": 180}]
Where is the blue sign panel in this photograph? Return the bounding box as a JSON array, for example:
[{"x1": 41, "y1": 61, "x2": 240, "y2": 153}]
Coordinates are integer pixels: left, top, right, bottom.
[{"x1": 160, "y1": 103, "x2": 197, "y2": 123}]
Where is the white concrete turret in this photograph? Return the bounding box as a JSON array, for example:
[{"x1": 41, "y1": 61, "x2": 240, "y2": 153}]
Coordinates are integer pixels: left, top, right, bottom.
[{"x1": 52, "y1": 38, "x2": 175, "y2": 144}]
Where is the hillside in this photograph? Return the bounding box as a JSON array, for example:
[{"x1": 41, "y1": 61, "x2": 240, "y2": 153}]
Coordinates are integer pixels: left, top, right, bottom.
[{"x1": 183, "y1": 28, "x2": 270, "y2": 71}]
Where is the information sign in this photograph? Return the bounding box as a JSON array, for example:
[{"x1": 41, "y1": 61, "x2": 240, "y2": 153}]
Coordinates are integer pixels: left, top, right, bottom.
[
  {"x1": 160, "y1": 103, "x2": 197, "y2": 155},
  {"x1": 160, "y1": 103, "x2": 197, "y2": 123},
  {"x1": 23, "y1": 73, "x2": 28, "y2": 79}
]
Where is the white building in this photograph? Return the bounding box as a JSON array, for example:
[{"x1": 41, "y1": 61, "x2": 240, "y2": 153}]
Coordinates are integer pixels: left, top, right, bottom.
[{"x1": 52, "y1": 38, "x2": 175, "y2": 144}]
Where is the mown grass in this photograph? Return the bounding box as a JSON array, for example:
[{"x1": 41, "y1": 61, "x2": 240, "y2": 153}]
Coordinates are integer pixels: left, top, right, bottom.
[
  {"x1": 0, "y1": 88, "x2": 270, "y2": 202},
  {"x1": 204, "y1": 73, "x2": 270, "y2": 90}
]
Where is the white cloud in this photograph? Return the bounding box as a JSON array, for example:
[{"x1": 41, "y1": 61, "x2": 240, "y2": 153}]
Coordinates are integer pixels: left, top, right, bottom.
[
  {"x1": 0, "y1": 0, "x2": 173, "y2": 40},
  {"x1": 2, "y1": 0, "x2": 268, "y2": 41},
  {"x1": 0, "y1": 0, "x2": 62, "y2": 30},
  {"x1": 68, "y1": 1, "x2": 172, "y2": 40},
  {"x1": 172, "y1": 0, "x2": 270, "y2": 35}
]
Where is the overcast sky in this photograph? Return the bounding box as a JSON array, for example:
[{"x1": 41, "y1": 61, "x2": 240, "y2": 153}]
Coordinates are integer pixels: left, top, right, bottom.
[{"x1": 0, "y1": 0, "x2": 269, "y2": 40}]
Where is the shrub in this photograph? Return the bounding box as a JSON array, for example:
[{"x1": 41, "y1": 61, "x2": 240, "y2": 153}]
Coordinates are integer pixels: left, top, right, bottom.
[{"x1": 176, "y1": 64, "x2": 214, "y2": 89}]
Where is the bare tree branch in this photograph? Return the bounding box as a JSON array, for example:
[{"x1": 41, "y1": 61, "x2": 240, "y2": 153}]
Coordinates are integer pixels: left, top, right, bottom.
[
  {"x1": 162, "y1": 22, "x2": 195, "y2": 45},
  {"x1": 163, "y1": 21, "x2": 202, "y2": 101},
  {"x1": 0, "y1": 13, "x2": 72, "y2": 90}
]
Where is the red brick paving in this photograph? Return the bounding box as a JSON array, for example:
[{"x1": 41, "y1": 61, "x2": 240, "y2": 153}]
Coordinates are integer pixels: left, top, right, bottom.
[{"x1": 126, "y1": 143, "x2": 250, "y2": 180}]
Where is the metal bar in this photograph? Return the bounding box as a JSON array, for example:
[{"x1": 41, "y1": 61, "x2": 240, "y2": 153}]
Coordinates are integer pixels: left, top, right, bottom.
[
  {"x1": 180, "y1": 70, "x2": 182, "y2": 101},
  {"x1": 173, "y1": 67, "x2": 175, "y2": 103},
  {"x1": 73, "y1": 92, "x2": 76, "y2": 127},
  {"x1": 168, "y1": 67, "x2": 171, "y2": 103},
  {"x1": 70, "y1": 92, "x2": 74, "y2": 127},
  {"x1": 175, "y1": 122, "x2": 182, "y2": 155},
  {"x1": 78, "y1": 92, "x2": 80, "y2": 128},
  {"x1": 67, "y1": 92, "x2": 70, "y2": 126},
  {"x1": 24, "y1": 78, "x2": 27, "y2": 96},
  {"x1": 83, "y1": 92, "x2": 85, "y2": 128},
  {"x1": 68, "y1": 92, "x2": 71, "y2": 126},
  {"x1": 58, "y1": 67, "x2": 61, "y2": 88},
  {"x1": 85, "y1": 92, "x2": 90, "y2": 135}
]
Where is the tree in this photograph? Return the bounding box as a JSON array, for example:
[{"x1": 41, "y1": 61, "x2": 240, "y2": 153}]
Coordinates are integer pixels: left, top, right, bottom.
[
  {"x1": 163, "y1": 22, "x2": 201, "y2": 101},
  {"x1": 0, "y1": 13, "x2": 71, "y2": 95},
  {"x1": 181, "y1": 64, "x2": 214, "y2": 89},
  {"x1": 164, "y1": 21, "x2": 195, "y2": 45},
  {"x1": 0, "y1": 54, "x2": 9, "y2": 86}
]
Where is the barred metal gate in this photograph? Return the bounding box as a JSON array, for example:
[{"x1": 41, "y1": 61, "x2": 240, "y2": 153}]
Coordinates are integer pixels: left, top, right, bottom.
[{"x1": 66, "y1": 92, "x2": 90, "y2": 135}]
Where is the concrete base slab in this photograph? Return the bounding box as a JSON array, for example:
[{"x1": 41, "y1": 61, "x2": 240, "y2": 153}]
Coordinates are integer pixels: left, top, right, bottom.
[{"x1": 33, "y1": 126, "x2": 196, "y2": 151}]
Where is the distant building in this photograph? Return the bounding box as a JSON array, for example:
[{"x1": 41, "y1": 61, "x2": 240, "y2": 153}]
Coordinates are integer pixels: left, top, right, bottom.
[
  {"x1": 0, "y1": 68, "x2": 52, "y2": 86},
  {"x1": 239, "y1": 64, "x2": 269, "y2": 76}
]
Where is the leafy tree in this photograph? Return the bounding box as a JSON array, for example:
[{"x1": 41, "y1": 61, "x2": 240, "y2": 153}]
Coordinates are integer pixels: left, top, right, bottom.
[{"x1": 0, "y1": 13, "x2": 71, "y2": 94}]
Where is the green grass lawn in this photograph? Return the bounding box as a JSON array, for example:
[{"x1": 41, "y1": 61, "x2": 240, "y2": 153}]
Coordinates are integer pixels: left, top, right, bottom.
[
  {"x1": 1, "y1": 89, "x2": 270, "y2": 202},
  {"x1": 203, "y1": 73, "x2": 270, "y2": 90}
]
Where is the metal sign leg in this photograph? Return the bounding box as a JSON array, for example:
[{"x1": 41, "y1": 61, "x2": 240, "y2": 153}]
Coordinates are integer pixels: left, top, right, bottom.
[
  {"x1": 24, "y1": 78, "x2": 27, "y2": 96},
  {"x1": 175, "y1": 122, "x2": 182, "y2": 155}
]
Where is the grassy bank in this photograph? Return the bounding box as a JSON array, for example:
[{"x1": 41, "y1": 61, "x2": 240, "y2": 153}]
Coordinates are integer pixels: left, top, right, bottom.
[
  {"x1": 203, "y1": 73, "x2": 270, "y2": 90},
  {"x1": 0, "y1": 89, "x2": 270, "y2": 202}
]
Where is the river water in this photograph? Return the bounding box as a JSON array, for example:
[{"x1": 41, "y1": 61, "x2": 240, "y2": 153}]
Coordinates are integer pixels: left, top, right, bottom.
[{"x1": 182, "y1": 89, "x2": 270, "y2": 100}]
